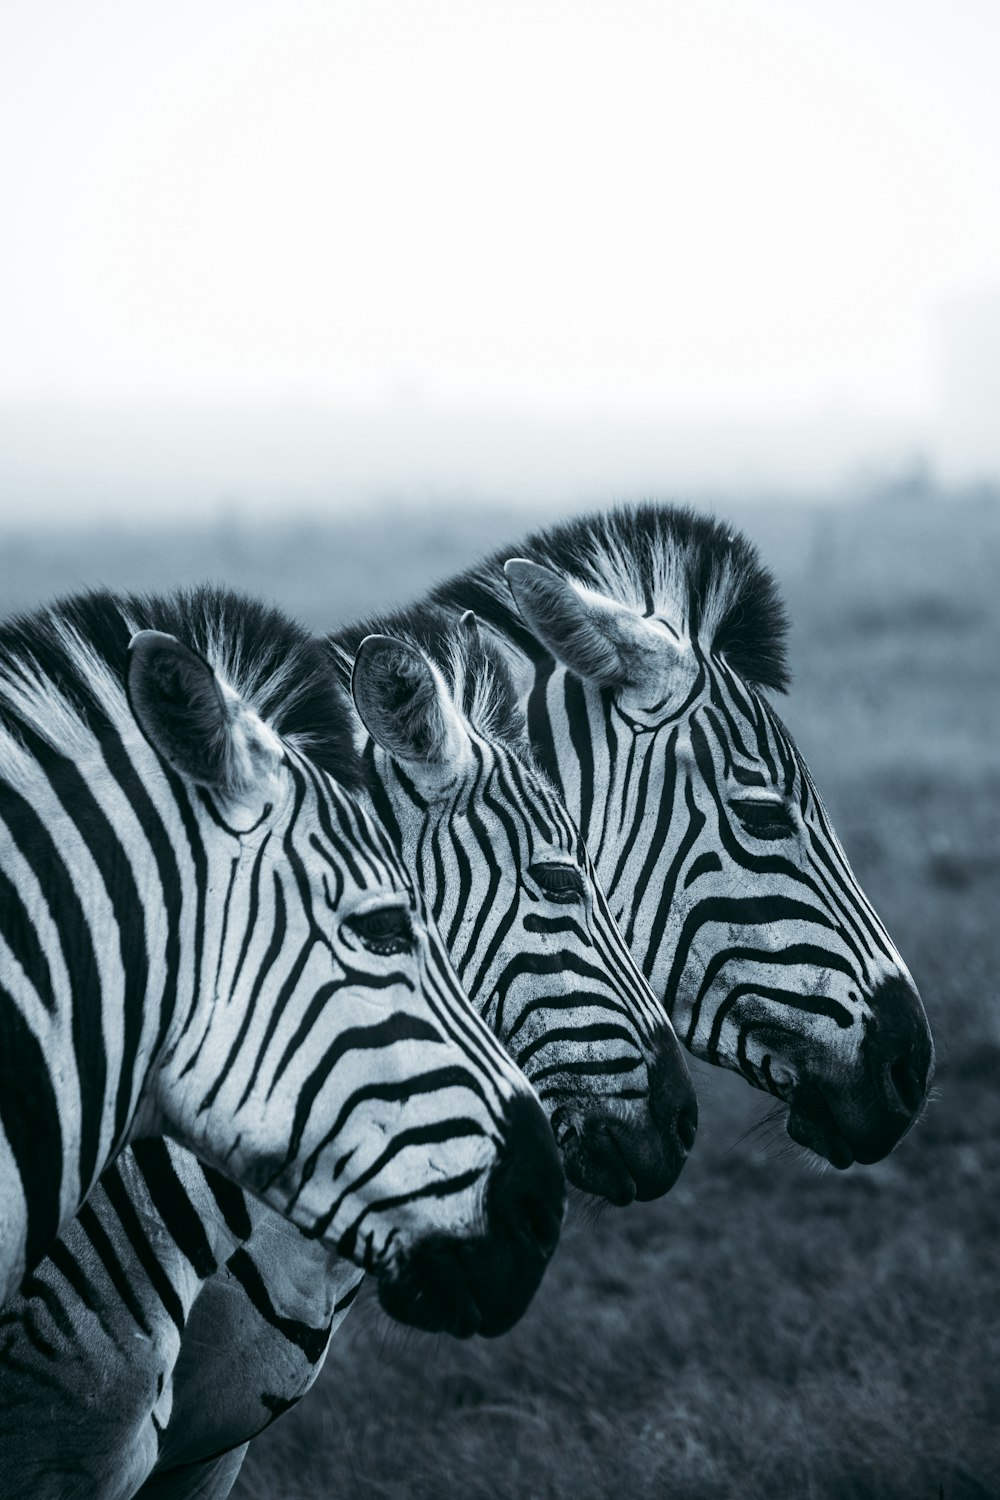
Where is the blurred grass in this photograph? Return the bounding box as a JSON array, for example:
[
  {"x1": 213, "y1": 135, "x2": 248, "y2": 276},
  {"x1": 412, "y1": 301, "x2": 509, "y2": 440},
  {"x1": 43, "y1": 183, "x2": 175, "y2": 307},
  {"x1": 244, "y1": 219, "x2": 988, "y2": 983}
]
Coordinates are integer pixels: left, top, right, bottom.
[{"x1": 3, "y1": 491, "x2": 997, "y2": 1499}]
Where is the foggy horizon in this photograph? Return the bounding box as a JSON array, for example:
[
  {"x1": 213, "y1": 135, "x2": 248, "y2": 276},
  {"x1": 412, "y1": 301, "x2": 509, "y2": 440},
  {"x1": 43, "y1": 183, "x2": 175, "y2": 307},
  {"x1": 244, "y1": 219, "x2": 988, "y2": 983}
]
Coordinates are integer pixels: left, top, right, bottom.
[
  {"x1": 4, "y1": 1, "x2": 1000, "y2": 524},
  {"x1": 0, "y1": 385, "x2": 993, "y2": 527}
]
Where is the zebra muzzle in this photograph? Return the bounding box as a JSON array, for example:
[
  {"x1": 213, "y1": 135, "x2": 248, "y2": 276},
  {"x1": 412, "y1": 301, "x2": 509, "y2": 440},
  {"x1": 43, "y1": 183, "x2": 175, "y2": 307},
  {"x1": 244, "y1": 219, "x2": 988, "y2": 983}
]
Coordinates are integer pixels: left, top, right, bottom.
[
  {"x1": 554, "y1": 1102, "x2": 694, "y2": 1205},
  {"x1": 549, "y1": 1029, "x2": 698, "y2": 1204},
  {"x1": 376, "y1": 1094, "x2": 565, "y2": 1339},
  {"x1": 787, "y1": 975, "x2": 934, "y2": 1168}
]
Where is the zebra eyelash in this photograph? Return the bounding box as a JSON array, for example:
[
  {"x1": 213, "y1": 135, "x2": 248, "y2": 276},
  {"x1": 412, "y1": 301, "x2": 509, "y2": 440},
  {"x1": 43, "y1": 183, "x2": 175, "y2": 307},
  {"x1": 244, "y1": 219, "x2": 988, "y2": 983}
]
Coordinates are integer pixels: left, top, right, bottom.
[
  {"x1": 729, "y1": 798, "x2": 795, "y2": 841},
  {"x1": 343, "y1": 906, "x2": 415, "y2": 955},
  {"x1": 528, "y1": 861, "x2": 587, "y2": 902}
]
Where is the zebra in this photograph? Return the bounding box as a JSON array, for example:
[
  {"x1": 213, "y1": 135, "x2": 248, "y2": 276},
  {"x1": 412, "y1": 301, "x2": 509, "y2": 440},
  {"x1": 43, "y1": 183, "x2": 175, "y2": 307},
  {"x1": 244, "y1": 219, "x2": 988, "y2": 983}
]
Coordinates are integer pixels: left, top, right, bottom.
[
  {"x1": 0, "y1": 605, "x2": 697, "y2": 1500},
  {"x1": 0, "y1": 585, "x2": 565, "y2": 1330},
  {"x1": 422, "y1": 502, "x2": 936, "y2": 1167},
  {"x1": 343, "y1": 610, "x2": 696, "y2": 1201}
]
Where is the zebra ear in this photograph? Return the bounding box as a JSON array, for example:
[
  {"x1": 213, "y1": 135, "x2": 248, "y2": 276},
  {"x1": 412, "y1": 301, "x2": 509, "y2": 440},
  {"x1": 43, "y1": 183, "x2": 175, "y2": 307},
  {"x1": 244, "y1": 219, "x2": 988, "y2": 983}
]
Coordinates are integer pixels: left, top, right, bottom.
[
  {"x1": 351, "y1": 635, "x2": 468, "y2": 769},
  {"x1": 504, "y1": 559, "x2": 667, "y2": 686},
  {"x1": 127, "y1": 630, "x2": 283, "y2": 797}
]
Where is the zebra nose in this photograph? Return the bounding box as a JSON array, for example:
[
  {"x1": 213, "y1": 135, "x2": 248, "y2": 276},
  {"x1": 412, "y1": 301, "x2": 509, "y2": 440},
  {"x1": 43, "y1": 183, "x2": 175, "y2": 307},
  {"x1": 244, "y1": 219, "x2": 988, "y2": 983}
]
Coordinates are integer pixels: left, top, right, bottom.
[
  {"x1": 648, "y1": 1024, "x2": 699, "y2": 1164},
  {"x1": 810, "y1": 974, "x2": 937, "y2": 1166},
  {"x1": 676, "y1": 1099, "x2": 698, "y2": 1154},
  {"x1": 587, "y1": 1044, "x2": 698, "y2": 1204},
  {"x1": 444, "y1": 1093, "x2": 565, "y2": 1338},
  {"x1": 510, "y1": 1185, "x2": 562, "y2": 1259},
  {"x1": 886, "y1": 1047, "x2": 931, "y2": 1119},
  {"x1": 648, "y1": 1088, "x2": 699, "y2": 1180},
  {"x1": 866, "y1": 975, "x2": 935, "y2": 1124},
  {"x1": 488, "y1": 1094, "x2": 566, "y2": 1260}
]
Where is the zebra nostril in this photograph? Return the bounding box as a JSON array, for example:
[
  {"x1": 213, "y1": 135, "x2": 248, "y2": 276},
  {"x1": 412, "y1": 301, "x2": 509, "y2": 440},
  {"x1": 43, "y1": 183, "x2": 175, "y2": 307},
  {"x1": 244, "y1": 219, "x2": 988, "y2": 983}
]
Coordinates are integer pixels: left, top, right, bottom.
[
  {"x1": 676, "y1": 1102, "x2": 698, "y2": 1155},
  {"x1": 888, "y1": 1053, "x2": 925, "y2": 1117},
  {"x1": 550, "y1": 1108, "x2": 579, "y2": 1155},
  {"x1": 518, "y1": 1192, "x2": 561, "y2": 1259}
]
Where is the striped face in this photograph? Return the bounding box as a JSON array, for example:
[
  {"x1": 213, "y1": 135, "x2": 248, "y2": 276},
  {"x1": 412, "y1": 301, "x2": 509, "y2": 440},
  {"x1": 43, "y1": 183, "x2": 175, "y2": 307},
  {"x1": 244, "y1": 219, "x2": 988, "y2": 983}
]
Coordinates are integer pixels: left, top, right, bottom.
[
  {"x1": 125, "y1": 631, "x2": 564, "y2": 1338},
  {"x1": 350, "y1": 629, "x2": 697, "y2": 1206},
  {"x1": 507, "y1": 563, "x2": 935, "y2": 1169},
  {"x1": 0, "y1": 611, "x2": 563, "y2": 1329}
]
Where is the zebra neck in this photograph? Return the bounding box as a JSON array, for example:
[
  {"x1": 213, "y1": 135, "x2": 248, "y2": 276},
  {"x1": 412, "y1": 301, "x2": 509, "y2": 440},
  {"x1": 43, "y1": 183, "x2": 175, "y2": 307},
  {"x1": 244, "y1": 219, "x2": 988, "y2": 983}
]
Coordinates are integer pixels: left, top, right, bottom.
[{"x1": 0, "y1": 759, "x2": 206, "y2": 1299}]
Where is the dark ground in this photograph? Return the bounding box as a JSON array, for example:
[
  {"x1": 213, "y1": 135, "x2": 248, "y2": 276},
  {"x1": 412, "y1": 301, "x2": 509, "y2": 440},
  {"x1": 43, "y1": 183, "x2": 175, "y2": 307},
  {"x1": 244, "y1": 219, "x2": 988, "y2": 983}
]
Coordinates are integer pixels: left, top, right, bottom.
[{"x1": 3, "y1": 489, "x2": 997, "y2": 1499}]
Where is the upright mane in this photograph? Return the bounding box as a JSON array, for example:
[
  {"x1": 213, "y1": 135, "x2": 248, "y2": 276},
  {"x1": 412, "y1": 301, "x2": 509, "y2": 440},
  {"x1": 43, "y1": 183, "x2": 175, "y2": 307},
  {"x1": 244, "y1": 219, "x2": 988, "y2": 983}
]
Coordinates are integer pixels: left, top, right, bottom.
[
  {"x1": 0, "y1": 586, "x2": 362, "y2": 787},
  {"x1": 429, "y1": 503, "x2": 790, "y2": 693},
  {"x1": 331, "y1": 604, "x2": 526, "y2": 751}
]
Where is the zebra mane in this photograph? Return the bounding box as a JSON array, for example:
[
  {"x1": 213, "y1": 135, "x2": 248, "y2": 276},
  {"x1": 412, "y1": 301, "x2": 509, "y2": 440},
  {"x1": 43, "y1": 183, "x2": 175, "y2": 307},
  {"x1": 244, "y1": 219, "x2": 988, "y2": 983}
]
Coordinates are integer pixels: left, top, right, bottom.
[
  {"x1": 330, "y1": 605, "x2": 527, "y2": 754},
  {"x1": 0, "y1": 586, "x2": 362, "y2": 788},
  {"x1": 429, "y1": 502, "x2": 790, "y2": 693}
]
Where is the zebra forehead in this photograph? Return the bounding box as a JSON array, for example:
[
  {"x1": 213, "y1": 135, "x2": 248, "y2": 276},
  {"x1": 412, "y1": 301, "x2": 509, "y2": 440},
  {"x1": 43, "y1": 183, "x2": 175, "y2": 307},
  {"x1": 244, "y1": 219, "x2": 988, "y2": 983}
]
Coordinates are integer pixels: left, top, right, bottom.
[
  {"x1": 429, "y1": 502, "x2": 791, "y2": 695},
  {"x1": 0, "y1": 586, "x2": 363, "y2": 788}
]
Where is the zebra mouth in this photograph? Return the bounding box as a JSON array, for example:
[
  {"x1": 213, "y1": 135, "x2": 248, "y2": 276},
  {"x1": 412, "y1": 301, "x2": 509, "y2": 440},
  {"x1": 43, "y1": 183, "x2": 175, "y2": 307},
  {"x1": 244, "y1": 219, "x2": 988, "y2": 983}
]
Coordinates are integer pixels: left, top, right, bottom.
[
  {"x1": 376, "y1": 1241, "x2": 484, "y2": 1338},
  {"x1": 553, "y1": 1113, "x2": 638, "y2": 1206},
  {"x1": 786, "y1": 1087, "x2": 855, "y2": 1170}
]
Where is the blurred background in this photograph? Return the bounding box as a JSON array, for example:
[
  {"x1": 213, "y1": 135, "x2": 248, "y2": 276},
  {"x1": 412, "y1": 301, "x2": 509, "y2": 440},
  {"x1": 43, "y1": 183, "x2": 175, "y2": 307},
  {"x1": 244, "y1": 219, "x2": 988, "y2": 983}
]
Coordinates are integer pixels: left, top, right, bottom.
[
  {"x1": 3, "y1": 0, "x2": 1000, "y2": 522},
  {"x1": 2, "y1": 3, "x2": 997, "y2": 1497}
]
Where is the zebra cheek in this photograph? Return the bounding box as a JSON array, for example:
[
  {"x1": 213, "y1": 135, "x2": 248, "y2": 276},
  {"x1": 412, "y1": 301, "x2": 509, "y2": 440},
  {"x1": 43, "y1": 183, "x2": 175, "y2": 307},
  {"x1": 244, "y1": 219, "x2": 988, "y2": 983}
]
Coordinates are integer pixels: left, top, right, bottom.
[{"x1": 813, "y1": 1009, "x2": 863, "y2": 1079}]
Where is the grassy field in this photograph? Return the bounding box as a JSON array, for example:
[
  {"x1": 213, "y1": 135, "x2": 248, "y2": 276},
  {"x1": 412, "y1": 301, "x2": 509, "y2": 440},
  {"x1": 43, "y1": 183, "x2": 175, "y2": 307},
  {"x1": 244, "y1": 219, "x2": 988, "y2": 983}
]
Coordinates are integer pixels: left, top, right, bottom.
[{"x1": 3, "y1": 491, "x2": 998, "y2": 1499}]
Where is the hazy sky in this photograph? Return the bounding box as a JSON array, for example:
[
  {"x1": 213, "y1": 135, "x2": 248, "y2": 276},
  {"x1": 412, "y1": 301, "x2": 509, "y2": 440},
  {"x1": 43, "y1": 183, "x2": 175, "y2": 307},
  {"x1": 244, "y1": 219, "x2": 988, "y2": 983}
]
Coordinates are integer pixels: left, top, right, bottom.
[{"x1": 2, "y1": 1, "x2": 999, "y2": 509}]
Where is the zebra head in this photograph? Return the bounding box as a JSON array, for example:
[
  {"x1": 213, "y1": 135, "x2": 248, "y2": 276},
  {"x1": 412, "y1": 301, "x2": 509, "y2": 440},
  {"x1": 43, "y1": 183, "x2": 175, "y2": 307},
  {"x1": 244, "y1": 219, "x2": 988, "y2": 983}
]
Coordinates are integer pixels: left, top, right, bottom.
[
  {"x1": 501, "y1": 509, "x2": 934, "y2": 1170},
  {"x1": 123, "y1": 616, "x2": 563, "y2": 1337},
  {"x1": 344, "y1": 611, "x2": 697, "y2": 1206}
]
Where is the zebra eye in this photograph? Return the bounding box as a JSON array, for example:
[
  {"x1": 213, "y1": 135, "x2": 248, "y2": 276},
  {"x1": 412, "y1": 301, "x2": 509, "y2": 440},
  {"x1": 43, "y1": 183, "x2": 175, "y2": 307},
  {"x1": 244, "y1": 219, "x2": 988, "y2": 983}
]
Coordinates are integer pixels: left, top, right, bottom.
[
  {"x1": 529, "y1": 861, "x2": 585, "y2": 901},
  {"x1": 731, "y1": 799, "x2": 795, "y2": 841},
  {"x1": 345, "y1": 906, "x2": 414, "y2": 956}
]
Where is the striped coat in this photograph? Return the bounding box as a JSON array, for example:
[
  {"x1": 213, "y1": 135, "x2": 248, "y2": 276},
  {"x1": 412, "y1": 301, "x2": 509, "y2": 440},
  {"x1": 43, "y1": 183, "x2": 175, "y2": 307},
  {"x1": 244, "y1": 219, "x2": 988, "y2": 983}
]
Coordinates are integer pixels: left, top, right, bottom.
[{"x1": 0, "y1": 606, "x2": 692, "y2": 1498}]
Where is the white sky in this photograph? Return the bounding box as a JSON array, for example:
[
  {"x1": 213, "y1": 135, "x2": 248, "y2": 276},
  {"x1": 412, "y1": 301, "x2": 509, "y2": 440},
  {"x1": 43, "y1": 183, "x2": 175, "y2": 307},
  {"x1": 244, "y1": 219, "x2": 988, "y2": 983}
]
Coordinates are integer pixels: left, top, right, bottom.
[{"x1": 2, "y1": 1, "x2": 999, "y2": 508}]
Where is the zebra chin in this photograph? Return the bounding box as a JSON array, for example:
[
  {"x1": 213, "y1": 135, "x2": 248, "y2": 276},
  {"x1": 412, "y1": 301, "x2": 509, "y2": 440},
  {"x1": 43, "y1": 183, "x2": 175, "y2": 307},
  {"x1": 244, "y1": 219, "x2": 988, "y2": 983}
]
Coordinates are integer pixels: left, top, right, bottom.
[
  {"x1": 557, "y1": 1111, "x2": 689, "y2": 1205},
  {"x1": 375, "y1": 1095, "x2": 565, "y2": 1339},
  {"x1": 784, "y1": 1087, "x2": 923, "y2": 1170},
  {"x1": 554, "y1": 1099, "x2": 698, "y2": 1206}
]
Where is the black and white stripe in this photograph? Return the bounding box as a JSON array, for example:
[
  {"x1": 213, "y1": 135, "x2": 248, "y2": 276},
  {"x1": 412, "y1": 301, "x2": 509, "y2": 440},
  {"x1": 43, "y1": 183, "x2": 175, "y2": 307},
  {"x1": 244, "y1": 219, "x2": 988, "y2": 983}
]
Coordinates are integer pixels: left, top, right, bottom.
[
  {"x1": 0, "y1": 606, "x2": 693, "y2": 1499},
  {"x1": 339, "y1": 612, "x2": 696, "y2": 1200},
  {"x1": 0, "y1": 587, "x2": 561, "y2": 1320},
  {"x1": 431, "y1": 503, "x2": 935, "y2": 1169}
]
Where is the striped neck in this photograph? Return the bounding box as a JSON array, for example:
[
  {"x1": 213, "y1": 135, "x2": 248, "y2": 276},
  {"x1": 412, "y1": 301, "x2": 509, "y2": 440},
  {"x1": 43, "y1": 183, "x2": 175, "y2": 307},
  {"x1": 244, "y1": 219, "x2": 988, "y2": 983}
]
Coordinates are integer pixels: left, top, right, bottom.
[{"x1": 0, "y1": 721, "x2": 205, "y2": 1296}]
